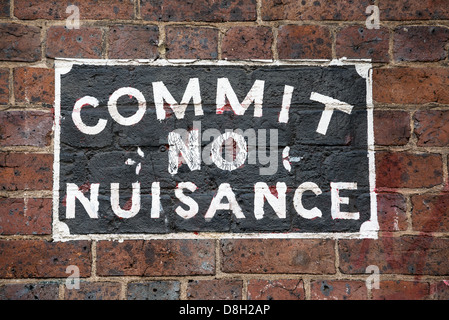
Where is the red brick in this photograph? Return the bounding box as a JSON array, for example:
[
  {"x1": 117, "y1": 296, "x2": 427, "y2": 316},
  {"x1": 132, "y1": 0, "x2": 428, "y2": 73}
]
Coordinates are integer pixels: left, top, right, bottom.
[
  {"x1": 186, "y1": 279, "x2": 242, "y2": 300},
  {"x1": 0, "y1": 240, "x2": 91, "y2": 278},
  {"x1": 310, "y1": 280, "x2": 368, "y2": 300},
  {"x1": 414, "y1": 110, "x2": 449, "y2": 147},
  {"x1": 165, "y1": 26, "x2": 218, "y2": 60},
  {"x1": 277, "y1": 25, "x2": 331, "y2": 59},
  {"x1": 46, "y1": 26, "x2": 102, "y2": 59},
  {"x1": 336, "y1": 26, "x2": 389, "y2": 63},
  {"x1": 0, "y1": 282, "x2": 59, "y2": 300},
  {"x1": 372, "y1": 280, "x2": 429, "y2": 300},
  {"x1": 64, "y1": 281, "x2": 122, "y2": 300},
  {"x1": 108, "y1": 25, "x2": 158, "y2": 59},
  {"x1": 13, "y1": 67, "x2": 55, "y2": 106},
  {"x1": 0, "y1": 111, "x2": 53, "y2": 147},
  {"x1": 0, "y1": 198, "x2": 51, "y2": 235},
  {"x1": 339, "y1": 236, "x2": 449, "y2": 275},
  {"x1": 141, "y1": 0, "x2": 257, "y2": 22},
  {"x1": 411, "y1": 194, "x2": 449, "y2": 233},
  {"x1": 261, "y1": 0, "x2": 374, "y2": 21},
  {"x1": 377, "y1": 193, "x2": 408, "y2": 232},
  {"x1": 247, "y1": 279, "x2": 304, "y2": 300},
  {"x1": 0, "y1": 68, "x2": 9, "y2": 105},
  {"x1": 380, "y1": 0, "x2": 449, "y2": 20},
  {"x1": 14, "y1": 0, "x2": 134, "y2": 20},
  {"x1": 429, "y1": 281, "x2": 449, "y2": 300},
  {"x1": 0, "y1": 153, "x2": 53, "y2": 191},
  {"x1": 0, "y1": 1, "x2": 9, "y2": 18},
  {"x1": 374, "y1": 110, "x2": 410, "y2": 146},
  {"x1": 394, "y1": 26, "x2": 449, "y2": 62},
  {"x1": 220, "y1": 239, "x2": 335, "y2": 274},
  {"x1": 373, "y1": 68, "x2": 449, "y2": 105},
  {"x1": 0, "y1": 23, "x2": 41, "y2": 62},
  {"x1": 96, "y1": 240, "x2": 215, "y2": 276},
  {"x1": 376, "y1": 152, "x2": 443, "y2": 189},
  {"x1": 221, "y1": 26, "x2": 273, "y2": 60}
]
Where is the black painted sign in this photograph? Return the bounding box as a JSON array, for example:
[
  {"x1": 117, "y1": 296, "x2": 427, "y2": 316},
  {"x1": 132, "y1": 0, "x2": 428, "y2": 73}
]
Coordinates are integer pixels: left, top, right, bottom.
[{"x1": 53, "y1": 60, "x2": 378, "y2": 240}]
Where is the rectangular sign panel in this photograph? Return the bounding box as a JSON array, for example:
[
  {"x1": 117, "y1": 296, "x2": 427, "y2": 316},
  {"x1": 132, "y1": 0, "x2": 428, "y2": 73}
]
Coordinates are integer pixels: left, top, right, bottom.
[{"x1": 53, "y1": 59, "x2": 378, "y2": 241}]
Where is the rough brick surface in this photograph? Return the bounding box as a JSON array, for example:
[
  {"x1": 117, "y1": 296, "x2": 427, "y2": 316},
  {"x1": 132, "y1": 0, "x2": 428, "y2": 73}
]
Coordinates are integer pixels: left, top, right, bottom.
[
  {"x1": 372, "y1": 281, "x2": 429, "y2": 300},
  {"x1": 0, "y1": 23, "x2": 41, "y2": 62},
  {"x1": 277, "y1": 25, "x2": 332, "y2": 59},
  {"x1": 0, "y1": 240, "x2": 91, "y2": 278},
  {"x1": 310, "y1": 280, "x2": 368, "y2": 300},
  {"x1": 380, "y1": 0, "x2": 449, "y2": 20},
  {"x1": 108, "y1": 25, "x2": 159, "y2": 59},
  {"x1": 127, "y1": 281, "x2": 180, "y2": 300},
  {"x1": 186, "y1": 279, "x2": 242, "y2": 300},
  {"x1": 377, "y1": 193, "x2": 408, "y2": 232},
  {"x1": 166, "y1": 26, "x2": 218, "y2": 59},
  {"x1": 13, "y1": 67, "x2": 54, "y2": 106},
  {"x1": 430, "y1": 281, "x2": 449, "y2": 300},
  {"x1": 0, "y1": 198, "x2": 52, "y2": 235},
  {"x1": 0, "y1": 282, "x2": 59, "y2": 300},
  {"x1": 247, "y1": 279, "x2": 305, "y2": 300},
  {"x1": 0, "y1": 1, "x2": 9, "y2": 17},
  {"x1": 220, "y1": 239, "x2": 335, "y2": 274},
  {"x1": 64, "y1": 282, "x2": 122, "y2": 300},
  {"x1": 411, "y1": 194, "x2": 449, "y2": 233},
  {"x1": 374, "y1": 110, "x2": 410, "y2": 146},
  {"x1": 96, "y1": 240, "x2": 215, "y2": 276},
  {"x1": 0, "y1": 68, "x2": 9, "y2": 105},
  {"x1": 414, "y1": 110, "x2": 449, "y2": 147},
  {"x1": 221, "y1": 26, "x2": 273, "y2": 60}
]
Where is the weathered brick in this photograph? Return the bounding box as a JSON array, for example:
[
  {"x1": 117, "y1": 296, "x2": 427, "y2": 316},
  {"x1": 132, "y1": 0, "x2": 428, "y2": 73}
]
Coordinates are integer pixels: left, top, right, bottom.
[
  {"x1": 376, "y1": 152, "x2": 443, "y2": 189},
  {"x1": 0, "y1": 282, "x2": 59, "y2": 300},
  {"x1": 0, "y1": 23, "x2": 41, "y2": 62},
  {"x1": 394, "y1": 26, "x2": 449, "y2": 62},
  {"x1": 141, "y1": 0, "x2": 256, "y2": 22},
  {"x1": 377, "y1": 193, "x2": 408, "y2": 232},
  {"x1": 0, "y1": 153, "x2": 53, "y2": 191},
  {"x1": 165, "y1": 26, "x2": 218, "y2": 60},
  {"x1": 108, "y1": 25, "x2": 158, "y2": 59},
  {"x1": 0, "y1": 0, "x2": 9, "y2": 18},
  {"x1": 96, "y1": 240, "x2": 215, "y2": 276},
  {"x1": 372, "y1": 280, "x2": 429, "y2": 300},
  {"x1": 336, "y1": 26, "x2": 389, "y2": 63},
  {"x1": 186, "y1": 279, "x2": 242, "y2": 300},
  {"x1": 380, "y1": 0, "x2": 449, "y2": 20},
  {"x1": 411, "y1": 194, "x2": 449, "y2": 233},
  {"x1": 310, "y1": 280, "x2": 368, "y2": 300},
  {"x1": 46, "y1": 26, "x2": 102, "y2": 59},
  {"x1": 414, "y1": 110, "x2": 449, "y2": 147},
  {"x1": 65, "y1": 281, "x2": 121, "y2": 300},
  {"x1": 127, "y1": 281, "x2": 180, "y2": 300},
  {"x1": 277, "y1": 25, "x2": 331, "y2": 59},
  {"x1": 0, "y1": 240, "x2": 91, "y2": 278},
  {"x1": 14, "y1": 0, "x2": 135, "y2": 20},
  {"x1": 221, "y1": 26, "x2": 273, "y2": 60},
  {"x1": 247, "y1": 279, "x2": 304, "y2": 300},
  {"x1": 429, "y1": 281, "x2": 449, "y2": 300},
  {"x1": 261, "y1": 0, "x2": 374, "y2": 21},
  {"x1": 373, "y1": 68, "x2": 449, "y2": 105},
  {"x1": 0, "y1": 198, "x2": 51, "y2": 235},
  {"x1": 374, "y1": 110, "x2": 410, "y2": 146},
  {"x1": 0, "y1": 68, "x2": 9, "y2": 105},
  {"x1": 339, "y1": 236, "x2": 449, "y2": 275},
  {"x1": 220, "y1": 239, "x2": 335, "y2": 274},
  {"x1": 0, "y1": 111, "x2": 53, "y2": 147},
  {"x1": 13, "y1": 67, "x2": 55, "y2": 106}
]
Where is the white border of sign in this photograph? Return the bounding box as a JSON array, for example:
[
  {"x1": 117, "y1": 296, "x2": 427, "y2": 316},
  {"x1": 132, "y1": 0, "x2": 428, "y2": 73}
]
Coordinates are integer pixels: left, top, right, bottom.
[{"x1": 53, "y1": 58, "x2": 378, "y2": 242}]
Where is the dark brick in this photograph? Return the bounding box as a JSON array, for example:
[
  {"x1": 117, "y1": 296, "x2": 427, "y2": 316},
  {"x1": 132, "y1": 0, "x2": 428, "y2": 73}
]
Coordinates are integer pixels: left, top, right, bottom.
[
  {"x1": 46, "y1": 26, "x2": 102, "y2": 59},
  {"x1": 380, "y1": 0, "x2": 449, "y2": 20},
  {"x1": 377, "y1": 193, "x2": 408, "y2": 232},
  {"x1": 414, "y1": 110, "x2": 449, "y2": 147},
  {"x1": 65, "y1": 281, "x2": 121, "y2": 300},
  {"x1": 0, "y1": 153, "x2": 53, "y2": 191},
  {"x1": 0, "y1": 198, "x2": 51, "y2": 235},
  {"x1": 96, "y1": 240, "x2": 215, "y2": 276},
  {"x1": 411, "y1": 194, "x2": 449, "y2": 233},
  {"x1": 247, "y1": 279, "x2": 304, "y2": 300},
  {"x1": 165, "y1": 26, "x2": 218, "y2": 59},
  {"x1": 430, "y1": 281, "x2": 449, "y2": 300},
  {"x1": 186, "y1": 279, "x2": 242, "y2": 300},
  {"x1": 0, "y1": 240, "x2": 91, "y2": 278},
  {"x1": 141, "y1": 0, "x2": 257, "y2": 22},
  {"x1": 127, "y1": 281, "x2": 180, "y2": 300},
  {"x1": 221, "y1": 26, "x2": 273, "y2": 60},
  {"x1": 0, "y1": 68, "x2": 9, "y2": 105},
  {"x1": 372, "y1": 280, "x2": 429, "y2": 300},
  {"x1": 394, "y1": 26, "x2": 449, "y2": 62},
  {"x1": 0, "y1": 0, "x2": 9, "y2": 18},
  {"x1": 310, "y1": 280, "x2": 368, "y2": 300},
  {"x1": 220, "y1": 239, "x2": 335, "y2": 274},
  {"x1": 0, "y1": 23, "x2": 41, "y2": 62},
  {"x1": 336, "y1": 26, "x2": 389, "y2": 63},
  {"x1": 108, "y1": 25, "x2": 159, "y2": 59},
  {"x1": 376, "y1": 152, "x2": 443, "y2": 189},
  {"x1": 374, "y1": 110, "x2": 410, "y2": 146},
  {"x1": 0, "y1": 282, "x2": 59, "y2": 300},
  {"x1": 277, "y1": 25, "x2": 332, "y2": 59}
]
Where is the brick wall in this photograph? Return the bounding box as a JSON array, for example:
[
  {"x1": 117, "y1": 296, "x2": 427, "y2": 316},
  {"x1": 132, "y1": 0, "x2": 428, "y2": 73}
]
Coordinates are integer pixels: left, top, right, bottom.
[{"x1": 0, "y1": 0, "x2": 449, "y2": 300}]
